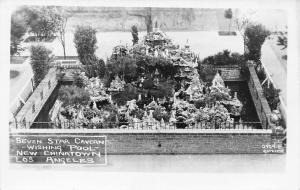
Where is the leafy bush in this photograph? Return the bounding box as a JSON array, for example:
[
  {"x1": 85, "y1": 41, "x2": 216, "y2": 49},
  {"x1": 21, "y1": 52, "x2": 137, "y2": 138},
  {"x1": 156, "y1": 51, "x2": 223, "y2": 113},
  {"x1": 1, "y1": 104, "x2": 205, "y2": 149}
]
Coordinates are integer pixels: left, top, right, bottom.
[
  {"x1": 142, "y1": 78, "x2": 155, "y2": 89},
  {"x1": 197, "y1": 64, "x2": 217, "y2": 82},
  {"x1": 10, "y1": 11, "x2": 27, "y2": 55},
  {"x1": 256, "y1": 67, "x2": 281, "y2": 110},
  {"x1": 84, "y1": 58, "x2": 106, "y2": 78},
  {"x1": 58, "y1": 86, "x2": 90, "y2": 107},
  {"x1": 106, "y1": 55, "x2": 137, "y2": 82},
  {"x1": 106, "y1": 54, "x2": 177, "y2": 83},
  {"x1": 200, "y1": 50, "x2": 244, "y2": 66},
  {"x1": 153, "y1": 107, "x2": 170, "y2": 122},
  {"x1": 147, "y1": 80, "x2": 175, "y2": 99},
  {"x1": 74, "y1": 25, "x2": 98, "y2": 65},
  {"x1": 101, "y1": 104, "x2": 119, "y2": 124},
  {"x1": 82, "y1": 107, "x2": 95, "y2": 120},
  {"x1": 73, "y1": 72, "x2": 85, "y2": 88},
  {"x1": 22, "y1": 6, "x2": 62, "y2": 41},
  {"x1": 112, "y1": 84, "x2": 139, "y2": 106},
  {"x1": 131, "y1": 25, "x2": 139, "y2": 45},
  {"x1": 256, "y1": 67, "x2": 267, "y2": 82},
  {"x1": 194, "y1": 99, "x2": 206, "y2": 109},
  {"x1": 30, "y1": 45, "x2": 52, "y2": 85},
  {"x1": 224, "y1": 9, "x2": 233, "y2": 32},
  {"x1": 130, "y1": 108, "x2": 145, "y2": 120},
  {"x1": 263, "y1": 83, "x2": 281, "y2": 110},
  {"x1": 277, "y1": 35, "x2": 287, "y2": 50},
  {"x1": 204, "y1": 91, "x2": 230, "y2": 104},
  {"x1": 245, "y1": 24, "x2": 271, "y2": 62}
]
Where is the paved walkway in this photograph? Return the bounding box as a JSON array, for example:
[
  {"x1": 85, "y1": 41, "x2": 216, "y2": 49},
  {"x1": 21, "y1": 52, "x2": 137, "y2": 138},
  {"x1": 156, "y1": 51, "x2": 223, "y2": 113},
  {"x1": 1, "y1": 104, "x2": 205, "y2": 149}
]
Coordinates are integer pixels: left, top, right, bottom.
[
  {"x1": 12, "y1": 31, "x2": 286, "y2": 108},
  {"x1": 4, "y1": 154, "x2": 285, "y2": 190},
  {"x1": 9, "y1": 58, "x2": 33, "y2": 104},
  {"x1": 261, "y1": 39, "x2": 287, "y2": 106},
  {"x1": 18, "y1": 31, "x2": 244, "y2": 60}
]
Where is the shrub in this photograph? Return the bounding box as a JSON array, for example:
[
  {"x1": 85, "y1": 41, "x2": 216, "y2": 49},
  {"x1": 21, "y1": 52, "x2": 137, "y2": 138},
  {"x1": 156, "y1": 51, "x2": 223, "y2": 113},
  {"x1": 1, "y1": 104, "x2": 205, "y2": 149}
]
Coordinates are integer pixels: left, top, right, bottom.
[
  {"x1": 130, "y1": 108, "x2": 145, "y2": 120},
  {"x1": 153, "y1": 107, "x2": 170, "y2": 122},
  {"x1": 106, "y1": 55, "x2": 137, "y2": 82},
  {"x1": 204, "y1": 91, "x2": 230, "y2": 104},
  {"x1": 256, "y1": 67, "x2": 267, "y2": 82},
  {"x1": 263, "y1": 83, "x2": 281, "y2": 110},
  {"x1": 194, "y1": 99, "x2": 206, "y2": 108},
  {"x1": 58, "y1": 86, "x2": 90, "y2": 107},
  {"x1": 84, "y1": 58, "x2": 106, "y2": 78},
  {"x1": 112, "y1": 84, "x2": 139, "y2": 106},
  {"x1": 23, "y1": 6, "x2": 62, "y2": 41},
  {"x1": 245, "y1": 24, "x2": 271, "y2": 62},
  {"x1": 102, "y1": 104, "x2": 119, "y2": 125},
  {"x1": 10, "y1": 11, "x2": 27, "y2": 55},
  {"x1": 277, "y1": 35, "x2": 287, "y2": 50},
  {"x1": 198, "y1": 64, "x2": 217, "y2": 82},
  {"x1": 74, "y1": 25, "x2": 98, "y2": 65},
  {"x1": 200, "y1": 50, "x2": 244, "y2": 66},
  {"x1": 224, "y1": 9, "x2": 233, "y2": 32},
  {"x1": 142, "y1": 78, "x2": 155, "y2": 89},
  {"x1": 30, "y1": 45, "x2": 52, "y2": 85},
  {"x1": 152, "y1": 80, "x2": 175, "y2": 98},
  {"x1": 73, "y1": 72, "x2": 85, "y2": 88},
  {"x1": 131, "y1": 25, "x2": 139, "y2": 45}
]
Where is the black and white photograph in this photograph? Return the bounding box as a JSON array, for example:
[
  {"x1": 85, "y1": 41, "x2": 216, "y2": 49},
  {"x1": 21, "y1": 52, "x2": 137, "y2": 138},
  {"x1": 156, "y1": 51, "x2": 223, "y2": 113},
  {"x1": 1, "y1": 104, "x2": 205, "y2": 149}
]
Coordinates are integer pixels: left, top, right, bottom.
[{"x1": 0, "y1": 0, "x2": 299, "y2": 190}]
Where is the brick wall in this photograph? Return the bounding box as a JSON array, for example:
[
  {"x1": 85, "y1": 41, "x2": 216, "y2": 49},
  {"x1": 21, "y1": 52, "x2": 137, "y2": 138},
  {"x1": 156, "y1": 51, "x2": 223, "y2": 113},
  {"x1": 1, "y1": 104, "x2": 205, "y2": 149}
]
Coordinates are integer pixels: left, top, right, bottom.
[
  {"x1": 105, "y1": 132, "x2": 272, "y2": 154},
  {"x1": 12, "y1": 129, "x2": 284, "y2": 154},
  {"x1": 247, "y1": 65, "x2": 272, "y2": 129}
]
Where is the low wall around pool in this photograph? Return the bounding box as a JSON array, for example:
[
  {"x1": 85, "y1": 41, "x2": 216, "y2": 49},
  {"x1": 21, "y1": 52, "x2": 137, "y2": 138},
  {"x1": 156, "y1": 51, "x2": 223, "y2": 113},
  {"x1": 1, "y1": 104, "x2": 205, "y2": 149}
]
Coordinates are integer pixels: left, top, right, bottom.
[
  {"x1": 247, "y1": 65, "x2": 272, "y2": 129},
  {"x1": 10, "y1": 129, "x2": 285, "y2": 154}
]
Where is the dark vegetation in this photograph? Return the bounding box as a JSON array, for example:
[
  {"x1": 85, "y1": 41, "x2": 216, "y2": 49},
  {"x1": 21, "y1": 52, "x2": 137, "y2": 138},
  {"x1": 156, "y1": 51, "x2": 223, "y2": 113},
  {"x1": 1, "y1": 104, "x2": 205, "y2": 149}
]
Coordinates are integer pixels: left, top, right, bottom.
[
  {"x1": 30, "y1": 45, "x2": 53, "y2": 86},
  {"x1": 10, "y1": 70, "x2": 20, "y2": 79}
]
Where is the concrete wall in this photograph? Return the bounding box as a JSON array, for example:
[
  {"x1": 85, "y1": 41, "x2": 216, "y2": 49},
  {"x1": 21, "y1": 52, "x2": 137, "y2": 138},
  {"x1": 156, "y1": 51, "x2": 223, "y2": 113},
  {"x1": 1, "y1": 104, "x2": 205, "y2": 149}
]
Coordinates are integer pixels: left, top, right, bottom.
[
  {"x1": 14, "y1": 68, "x2": 58, "y2": 129},
  {"x1": 10, "y1": 77, "x2": 34, "y2": 116},
  {"x1": 11, "y1": 129, "x2": 285, "y2": 154},
  {"x1": 247, "y1": 65, "x2": 272, "y2": 129},
  {"x1": 215, "y1": 65, "x2": 243, "y2": 81}
]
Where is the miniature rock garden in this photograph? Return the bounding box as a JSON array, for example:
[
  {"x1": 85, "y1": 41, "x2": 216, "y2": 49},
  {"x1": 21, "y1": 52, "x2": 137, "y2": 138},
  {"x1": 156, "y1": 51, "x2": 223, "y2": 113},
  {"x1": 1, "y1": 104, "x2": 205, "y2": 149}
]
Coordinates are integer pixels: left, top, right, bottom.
[{"x1": 47, "y1": 28, "x2": 257, "y2": 130}]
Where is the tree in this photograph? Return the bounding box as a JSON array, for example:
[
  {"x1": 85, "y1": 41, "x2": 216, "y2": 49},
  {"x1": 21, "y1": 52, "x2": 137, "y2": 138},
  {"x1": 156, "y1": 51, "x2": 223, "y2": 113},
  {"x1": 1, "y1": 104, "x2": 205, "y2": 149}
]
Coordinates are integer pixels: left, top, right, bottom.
[
  {"x1": 131, "y1": 25, "x2": 139, "y2": 45},
  {"x1": 224, "y1": 9, "x2": 233, "y2": 32},
  {"x1": 244, "y1": 24, "x2": 271, "y2": 63},
  {"x1": 30, "y1": 45, "x2": 52, "y2": 85},
  {"x1": 235, "y1": 17, "x2": 250, "y2": 53},
  {"x1": 24, "y1": 6, "x2": 62, "y2": 41},
  {"x1": 10, "y1": 12, "x2": 27, "y2": 55},
  {"x1": 56, "y1": 8, "x2": 68, "y2": 59},
  {"x1": 74, "y1": 26, "x2": 106, "y2": 78},
  {"x1": 74, "y1": 25, "x2": 98, "y2": 65},
  {"x1": 128, "y1": 7, "x2": 153, "y2": 33}
]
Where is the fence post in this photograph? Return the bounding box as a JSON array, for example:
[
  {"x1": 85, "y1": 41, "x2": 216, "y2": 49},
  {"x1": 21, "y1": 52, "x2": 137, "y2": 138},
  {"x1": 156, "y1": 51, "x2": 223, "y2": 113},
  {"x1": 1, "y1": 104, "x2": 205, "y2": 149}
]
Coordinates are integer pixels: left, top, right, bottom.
[{"x1": 31, "y1": 78, "x2": 34, "y2": 92}]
